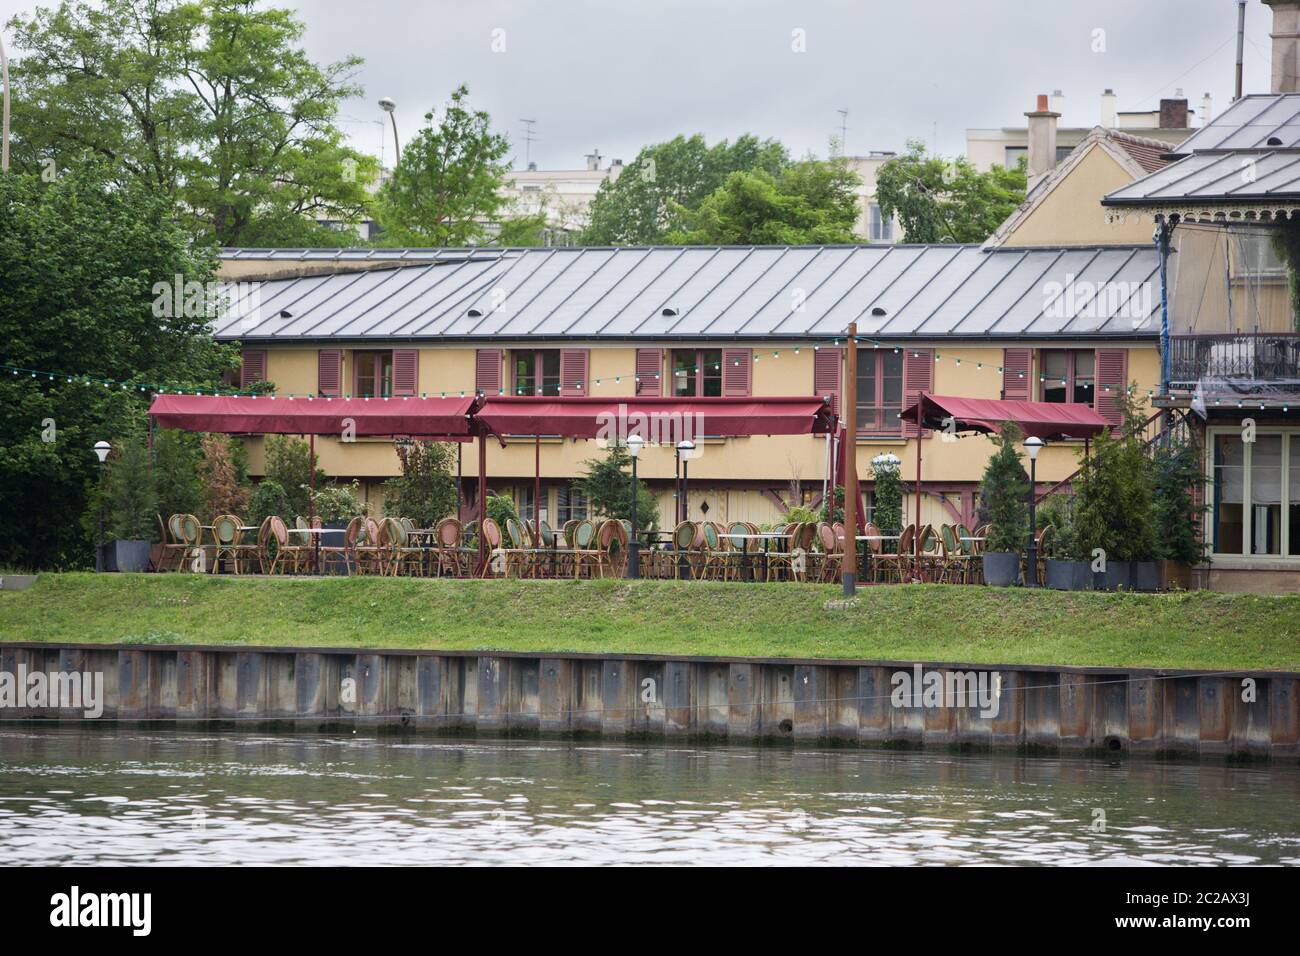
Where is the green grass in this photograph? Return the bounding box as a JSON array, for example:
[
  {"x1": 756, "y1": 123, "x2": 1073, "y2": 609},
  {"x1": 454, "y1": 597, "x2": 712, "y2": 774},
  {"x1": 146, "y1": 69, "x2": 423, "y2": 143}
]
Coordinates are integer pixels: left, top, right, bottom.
[{"x1": 0, "y1": 573, "x2": 1297, "y2": 671}]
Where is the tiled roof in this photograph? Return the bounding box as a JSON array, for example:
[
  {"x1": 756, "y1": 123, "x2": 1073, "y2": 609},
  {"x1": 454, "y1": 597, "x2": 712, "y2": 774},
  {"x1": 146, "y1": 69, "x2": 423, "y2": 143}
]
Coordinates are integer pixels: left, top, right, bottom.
[{"x1": 213, "y1": 244, "x2": 1162, "y2": 343}]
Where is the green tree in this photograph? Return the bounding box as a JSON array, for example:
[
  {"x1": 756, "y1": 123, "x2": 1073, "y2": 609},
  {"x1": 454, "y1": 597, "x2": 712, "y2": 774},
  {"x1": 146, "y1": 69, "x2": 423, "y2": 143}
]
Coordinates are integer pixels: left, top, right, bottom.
[
  {"x1": 875, "y1": 139, "x2": 1026, "y2": 243},
  {"x1": 669, "y1": 159, "x2": 862, "y2": 245},
  {"x1": 372, "y1": 84, "x2": 511, "y2": 246},
  {"x1": 1074, "y1": 389, "x2": 1157, "y2": 563},
  {"x1": 263, "y1": 435, "x2": 327, "y2": 520},
  {"x1": 581, "y1": 134, "x2": 788, "y2": 245},
  {"x1": 1151, "y1": 439, "x2": 1207, "y2": 565},
  {"x1": 382, "y1": 441, "x2": 457, "y2": 526},
  {"x1": 0, "y1": 162, "x2": 229, "y2": 569},
  {"x1": 6, "y1": 0, "x2": 378, "y2": 246},
  {"x1": 869, "y1": 455, "x2": 904, "y2": 535},
  {"x1": 979, "y1": 422, "x2": 1029, "y2": 554},
  {"x1": 104, "y1": 433, "x2": 159, "y2": 540},
  {"x1": 574, "y1": 444, "x2": 658, "y2": 530},
  {"x1": 153, "y1": 428, "x2": 204, "y2": 521}
]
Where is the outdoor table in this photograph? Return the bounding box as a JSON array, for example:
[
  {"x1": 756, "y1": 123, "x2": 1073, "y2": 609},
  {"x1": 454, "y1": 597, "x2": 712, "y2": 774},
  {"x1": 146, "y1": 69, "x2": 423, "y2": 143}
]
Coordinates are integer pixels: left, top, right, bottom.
[
  {"x1": 292, "y1": 527, "x2": 330, "y2": 572},
  {"x1": 720, "y1": 532, "x2": 788, "y2": 582}
]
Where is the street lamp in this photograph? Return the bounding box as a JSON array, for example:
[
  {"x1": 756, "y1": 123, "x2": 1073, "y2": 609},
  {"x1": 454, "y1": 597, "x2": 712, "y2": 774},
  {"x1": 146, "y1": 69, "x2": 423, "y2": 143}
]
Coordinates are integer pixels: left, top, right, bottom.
[
  {"x1": 676, "y1": 440, "x2": 694, "y2": 521},
  {"x1": 93, "y1": 441, "x2": 111, "y2": 572},
  {"x1": 1023, "y1": 437, "x2": 1043, "y2": 587},
  {"x1": 378, "y1": 97, "x2": 400, "y2": 162},
  {"x1": 626, "y1": 434, "x2": 644, "y2": 579}
]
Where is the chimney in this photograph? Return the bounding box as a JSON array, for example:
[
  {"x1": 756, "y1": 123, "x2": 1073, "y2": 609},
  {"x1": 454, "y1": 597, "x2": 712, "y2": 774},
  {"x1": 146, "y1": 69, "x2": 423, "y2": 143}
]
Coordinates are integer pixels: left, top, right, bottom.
[
  {"x1": 585, "y1": 149, "x2": 602, "y2": 171},
  {"x1": 609, "y1": 158, "x2": 624, "y2": 181},
  {"x1": 1159, "y1": 91, "x2": 1189, "y2": 129},
  {"x1": 1100, "y1": 89, "x2": 1117, "y2": 129},
  {"x1": 1025, "y1": 93, "x2": 1060, "y2": 185},
  {"x1": 1264, "y1": 0, "x2": 1300, "y2": 93},
  {"x1": 1201, "y1": 92, "x2": 1214, "y2": 126}
]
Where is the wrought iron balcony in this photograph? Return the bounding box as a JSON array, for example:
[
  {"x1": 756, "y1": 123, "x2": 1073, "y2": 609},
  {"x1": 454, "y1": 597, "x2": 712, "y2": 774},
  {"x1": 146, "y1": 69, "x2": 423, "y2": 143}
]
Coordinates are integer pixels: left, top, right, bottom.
[{"x1": 1168, "y1": 333, "x2": 1300, "y2": 389}]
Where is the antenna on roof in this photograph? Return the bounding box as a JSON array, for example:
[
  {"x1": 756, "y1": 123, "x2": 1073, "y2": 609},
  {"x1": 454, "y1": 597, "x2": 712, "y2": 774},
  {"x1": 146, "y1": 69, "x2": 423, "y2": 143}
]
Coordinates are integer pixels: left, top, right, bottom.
[
  {"x1": 1235, "y1": 0, "x2": 1246, "y2": 102},
  {"x1": 519, "y1": 119, "x2": 538, "y2": 169},
  {"x1": 834, "y1": 109, "x2": 848, "y2": 156}
]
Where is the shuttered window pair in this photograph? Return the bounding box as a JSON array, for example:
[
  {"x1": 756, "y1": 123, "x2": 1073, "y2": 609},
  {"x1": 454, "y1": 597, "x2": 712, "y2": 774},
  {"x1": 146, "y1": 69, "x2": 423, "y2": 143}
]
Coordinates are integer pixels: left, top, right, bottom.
[
  {"x1": 1003, "y1": 347, "x2": 1128, "y2": 427},
  {"x1": 307, "y1": 349, "x2": 418, "y2": 398},
  {"x1": 473, "y1": 349, "x2": 589, "y2": 397}
]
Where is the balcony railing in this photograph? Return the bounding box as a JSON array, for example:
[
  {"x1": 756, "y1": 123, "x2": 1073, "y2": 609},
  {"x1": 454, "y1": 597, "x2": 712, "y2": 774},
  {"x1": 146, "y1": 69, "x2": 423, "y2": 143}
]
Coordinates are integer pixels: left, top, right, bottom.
[{"x1": 1168, "y1": 333, "x2": 1300, "y2": 388}]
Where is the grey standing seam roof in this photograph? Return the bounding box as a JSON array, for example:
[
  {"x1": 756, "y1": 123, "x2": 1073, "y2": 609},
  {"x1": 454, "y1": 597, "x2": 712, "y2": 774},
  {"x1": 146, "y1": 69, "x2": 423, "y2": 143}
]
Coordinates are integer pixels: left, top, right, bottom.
[{"x1": 214, "y1": 245, "x2": 1163, "y2": 343}]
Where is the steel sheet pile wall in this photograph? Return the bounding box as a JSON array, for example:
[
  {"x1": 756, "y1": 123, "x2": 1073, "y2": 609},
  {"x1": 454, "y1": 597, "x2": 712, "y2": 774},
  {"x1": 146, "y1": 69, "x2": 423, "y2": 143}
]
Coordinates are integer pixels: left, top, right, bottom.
[{"x1": 1, "y1": 644, "x2": 1296, "y2": 758}]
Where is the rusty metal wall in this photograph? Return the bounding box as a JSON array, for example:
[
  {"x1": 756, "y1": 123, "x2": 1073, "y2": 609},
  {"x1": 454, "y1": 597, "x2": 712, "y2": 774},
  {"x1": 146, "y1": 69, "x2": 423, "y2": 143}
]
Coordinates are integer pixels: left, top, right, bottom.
[{"x1": 0, "y1": 643, "x2": 1296, "y2": 759}]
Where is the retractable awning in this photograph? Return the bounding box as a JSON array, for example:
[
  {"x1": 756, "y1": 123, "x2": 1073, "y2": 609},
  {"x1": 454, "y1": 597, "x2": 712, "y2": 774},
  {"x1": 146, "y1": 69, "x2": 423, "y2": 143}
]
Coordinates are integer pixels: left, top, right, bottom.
[
  {"x1": 474, "y1": 396, "x2": 836, "y2": 439},
  {"x1": 897, "y1": 394, "x2": 1108, "y2": 441},
  {"x1": 147, "y1": 393, "x2": 482, "y2": 438}
]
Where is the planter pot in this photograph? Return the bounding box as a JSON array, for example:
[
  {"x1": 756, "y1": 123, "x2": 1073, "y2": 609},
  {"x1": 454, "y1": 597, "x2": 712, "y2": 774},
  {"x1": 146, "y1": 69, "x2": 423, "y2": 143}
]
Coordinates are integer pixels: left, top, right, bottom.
[
  {"x1": 1131, "y1": 561, "x2": 1161, "y2": 592},
  {"x1": 1044, "y1": 559, "x2": 1092, "y2": 591},
  {"x1": 982, "y1": 551, "x2": 1020, "y2": 587},
  {"x1": 1159, "y1": 559, "x2": 1192, "y2": 591},
  {"x1": 99, "y1": 539, "x2": 151, "y2": 573},
  {"x1": 1094, "y1": 560, "x2": 1132, "y2": 591}
]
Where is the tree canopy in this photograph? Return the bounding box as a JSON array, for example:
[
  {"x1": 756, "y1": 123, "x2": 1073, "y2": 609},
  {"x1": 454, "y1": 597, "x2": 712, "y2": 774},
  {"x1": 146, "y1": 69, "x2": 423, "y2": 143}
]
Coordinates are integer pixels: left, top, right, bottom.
[
  {"x1": 874, "y1": 139, "x2": 1026, "y2": 243},
  {"x1": 372, "y1": 84, "x2": 515, "y2": 247},
  {"x1": 6, "y1": 0, "x2": 378, "y2": 246},
  {"x1": 668, "y1": 158, "x2": 862, "y2": 245},
  {"x1": 0, "y1": 161, "x2": 230, "y2": 568},
  {"x1": 581, "y1": 134, "x2": 788, "y2": 245}
]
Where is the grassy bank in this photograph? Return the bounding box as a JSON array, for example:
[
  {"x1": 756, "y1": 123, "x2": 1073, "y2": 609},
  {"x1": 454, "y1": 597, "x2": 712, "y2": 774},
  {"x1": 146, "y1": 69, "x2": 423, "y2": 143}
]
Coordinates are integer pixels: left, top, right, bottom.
[{"x1": 0, "y1": 573, "x2": 1297, "y2": 671}]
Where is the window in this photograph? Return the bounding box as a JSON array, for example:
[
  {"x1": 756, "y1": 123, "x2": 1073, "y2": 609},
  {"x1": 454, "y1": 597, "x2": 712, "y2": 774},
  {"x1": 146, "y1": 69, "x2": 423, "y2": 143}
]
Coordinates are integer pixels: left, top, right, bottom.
[
  {"x1": 513, "y1": 349, "x2": 561, "y2": 396},
  {"x1": 856, "y1": 350, "x2": 905, "y2": 434},
  {"x1": 1236, "y1": 231, "x2": 1287, "y2": 276},
  {"x1": 517, "y1": 486, "x2": 547, "y2": 525},
  {"x1": 556, "y1": 486, "x2": 589, "y2": 524},
  {"x1": 671, "y1": 349, "x2": 722, "y2": 397},
  {"x1": 354, "y1": 351, "x2": 393, "y2": 398},
  {"x1": 1211, "y1": 429, "x2": 1300, "y2": 557},
  {"x1": 868, "y1": 203, "x2": 894, "y2": 243},
  {"x1": 1040, "y1": 349, "x2": 1095, "y2": 404}
]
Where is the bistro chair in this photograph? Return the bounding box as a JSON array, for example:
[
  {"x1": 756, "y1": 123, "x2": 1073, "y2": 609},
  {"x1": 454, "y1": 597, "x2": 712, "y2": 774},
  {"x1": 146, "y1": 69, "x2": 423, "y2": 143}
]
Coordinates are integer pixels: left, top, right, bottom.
[
  {"x1": 176, "y1": 513, "x2": 204, "y2": 572},
  {"x1": 355, "y1": 517, "x2": 387, "y2": 575},
  {"x1": 433, "y1": 517, "x2": 466, "y2": 578},
  {"x1": 874, "y1": 523, "x2": 914, "y2": 584},
  {"x1": 319, "y1": 516, "x2": 363, "y2": 575},
  {"x1": 158, "y1": 514, "x2": 189, "y2": 572},
  {"x1": 211, "y1": 514, "x2": 255, "y2": 574},
  {"x1": 816, "y1": 523, "x2": 843, "y2": 583},
  {"x1": 267, "y1": 516, "x2": 310, "y2": 574},
  {"x1": 670, "y1": 521, "x2": 698, "y2": 580},
  {"x1": 383, "y1": 516, "x2": 423, "y2": 576},
  {"x1": 569, "y1": 519, "x2": 602, "y2": 579}
]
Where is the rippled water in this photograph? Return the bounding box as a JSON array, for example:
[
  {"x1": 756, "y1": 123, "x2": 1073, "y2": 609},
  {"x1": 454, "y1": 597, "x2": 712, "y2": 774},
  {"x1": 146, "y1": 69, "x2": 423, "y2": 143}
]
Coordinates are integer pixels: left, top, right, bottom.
[{"x1": 0, "y1": 728, "x2": 1296, "y2": 865}]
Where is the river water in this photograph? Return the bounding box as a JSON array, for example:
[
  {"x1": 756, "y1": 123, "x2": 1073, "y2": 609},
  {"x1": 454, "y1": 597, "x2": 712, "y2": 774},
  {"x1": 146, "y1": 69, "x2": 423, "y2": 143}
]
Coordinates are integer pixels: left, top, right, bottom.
[{"x1": 0, "y1": 728, "x2": 1295, "y2": 865}]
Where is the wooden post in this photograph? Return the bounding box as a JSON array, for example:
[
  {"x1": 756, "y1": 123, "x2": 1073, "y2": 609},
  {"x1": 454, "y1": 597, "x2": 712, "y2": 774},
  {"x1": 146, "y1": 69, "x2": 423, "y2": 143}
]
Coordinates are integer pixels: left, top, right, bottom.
[
  {"x1": 534, "y1": 433, "x2": 541, "y2": 542},
  {"x1": 914, "y1": 399, "x2": 923, "y2": 581},
  {"x1": 477, "y1": 431, "x2": 487, "y2": 573},
  {"x1": 842, "y1": 324, "x2": 858, "y2": 596}
]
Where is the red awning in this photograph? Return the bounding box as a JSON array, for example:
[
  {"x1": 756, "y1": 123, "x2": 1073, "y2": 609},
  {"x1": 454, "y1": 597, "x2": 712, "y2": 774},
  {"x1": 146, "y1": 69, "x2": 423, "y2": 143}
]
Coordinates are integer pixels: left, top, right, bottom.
[
  {"x1": 148, "y1": 394, "x2": 481, "y2": 438},
  {"x1": 896, "y1": 394, "x2": 1108, "y2": 441},
  {"x1": 474, "y1": 396, "x2": 836, "y2": 439}
]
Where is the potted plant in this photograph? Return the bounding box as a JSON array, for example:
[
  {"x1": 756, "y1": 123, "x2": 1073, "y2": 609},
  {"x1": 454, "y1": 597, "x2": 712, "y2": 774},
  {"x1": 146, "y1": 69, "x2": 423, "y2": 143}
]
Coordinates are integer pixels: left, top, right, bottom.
[
  {"x1": 100, "y1": 435, "x2": 158, "y2": 572},
  {"x1": 977, "y1": 422, "x2": 1029, "y2": 587},
  {"x1": 1151, "y1": 437, "x2": 1207, "y2": 590},
  {"x1": 1074, "y1": 388, "x2": 1156, "y2": 591},
  {"x1": 1039, "y1": 494, "x2": 1091, "y2": 590}
]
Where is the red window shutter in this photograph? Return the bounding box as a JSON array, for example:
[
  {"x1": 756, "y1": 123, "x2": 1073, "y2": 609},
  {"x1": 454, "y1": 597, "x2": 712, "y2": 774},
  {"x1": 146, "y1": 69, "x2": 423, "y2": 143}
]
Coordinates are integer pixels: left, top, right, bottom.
[
  {"x1": 813, "y1": 347, "x2": 842, "y2": 416},
  {"x1": 902, "y1": 347, "x2": 934, "y2": 437},
  {"x1": 635, "y1": 348, "x2": 663, "y2": 396},
  {"x1": 317, "y1": 349, "x2": 342, "y2": 397},
  {"x1": 1001, "y1": 348, "x2": 1032, "y2": 401},
  {"x1": 475, "y1": 349, "x2": 502, "y2": 395},
  {"x1": 392, "y1": 348, "x2": 419, "y2": 397},
  {"x1": 240, "y1": 349, "x2": 267, "y2": 389},
  {"x1": 1095, "y1": 348, "x2": 1128, "y2": 428},
  {"x1": 560, "y1": 349, "x2": 589, "y2": 396},
  {"x1": 722, "y1": 348, "x2": 752, "y2": 396}
]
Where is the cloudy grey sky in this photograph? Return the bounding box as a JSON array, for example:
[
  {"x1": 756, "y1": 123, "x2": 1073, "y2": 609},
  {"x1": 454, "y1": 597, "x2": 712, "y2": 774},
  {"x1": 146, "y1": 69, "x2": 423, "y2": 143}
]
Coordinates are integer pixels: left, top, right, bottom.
[{"x1": 0, "y1": 0, "x2": 1281, "y2": 168}]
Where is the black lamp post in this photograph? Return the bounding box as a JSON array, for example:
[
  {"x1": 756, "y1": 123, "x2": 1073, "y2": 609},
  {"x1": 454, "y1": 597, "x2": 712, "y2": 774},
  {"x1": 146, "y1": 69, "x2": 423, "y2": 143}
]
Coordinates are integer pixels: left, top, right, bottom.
[
  {"x1": 677, "y1": 439, "x2": 694, "y2": 521},
  {"x1": 93, "y1": 440, "x2": 111, "y2": 572},
  {"x1": 627, "y1": 434, "x2": 644, "y2": 579},
  {"x1": 1024, "y1": 436, "x2": 1043, "y2": 587}
]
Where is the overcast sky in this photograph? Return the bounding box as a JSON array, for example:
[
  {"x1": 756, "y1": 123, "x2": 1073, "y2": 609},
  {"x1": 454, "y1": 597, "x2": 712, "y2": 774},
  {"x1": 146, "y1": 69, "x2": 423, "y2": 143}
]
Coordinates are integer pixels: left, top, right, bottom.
[{"x1": 0, "y1": 0, "x2": 1281, "y2": 168}]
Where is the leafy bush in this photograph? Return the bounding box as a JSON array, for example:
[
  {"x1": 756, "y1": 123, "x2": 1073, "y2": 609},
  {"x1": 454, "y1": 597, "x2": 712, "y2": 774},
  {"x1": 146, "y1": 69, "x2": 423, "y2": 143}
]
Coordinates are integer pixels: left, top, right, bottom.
[
  {"x1": 783, "y1": 505, "x2": 820, "y2": 523},
  {"x1": 247, "y1": 479, "x2": 293, "y2": 529},
  {"x1": 312, "y1": 481, "x2": 367, "y2": 523},
  {"x1": 1152, "y1": 439, "x2": 1207, "y2": 565},
  {"x1": 1036, "y1": 494, "x2": 1080, "y2": 561},
  {"x1": 263, "y1": 435, "x2": 326, "y2": 520},
  {"x1": 485, "y1": 494, "x2": 521, "y2": 534},
  {"x1": 979, "y1": 422, "x2": 1028, "y2": 554},
  {"x1": 153, "y1": 429, "x2": 203, "y2": 521},
  {"x1": 382, "y1": 441, "x2": 457, "y2": 526},
  {"x1": 819, "y1": 485, "x2": 844, "y2": 525},
  {"x1": 1074, "y1": 389, "x2": 1157, "y2": 563},
  {"x1": 869, "y1": 454, "x2": 903, "y2": 533},
  {"x1": 574, "y1": 443, "x2": 658, "y2": 530}
]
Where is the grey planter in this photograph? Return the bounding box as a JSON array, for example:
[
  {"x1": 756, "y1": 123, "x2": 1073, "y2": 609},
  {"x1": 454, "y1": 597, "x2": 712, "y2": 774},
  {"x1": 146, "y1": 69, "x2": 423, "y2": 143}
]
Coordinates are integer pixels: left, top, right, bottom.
[
  {"x1": 982, "y1": 551, "x2": 1020, "y2": 587},
  {"x1": 319, "y1": 520, "x2": 352, "y2": 575},
  {"x1": 1094, "y1": 560, "x2": 1132, "y2": 591},
  {"x1": 1045, "y1": 559, "x2": 1092, "y2": 590},
  {"x1": 100, "y1": 539, "x2": 152, "y2": 573},
  {"x1": 1131, "y1": 561, "x2": 1161, "y2": 592}
]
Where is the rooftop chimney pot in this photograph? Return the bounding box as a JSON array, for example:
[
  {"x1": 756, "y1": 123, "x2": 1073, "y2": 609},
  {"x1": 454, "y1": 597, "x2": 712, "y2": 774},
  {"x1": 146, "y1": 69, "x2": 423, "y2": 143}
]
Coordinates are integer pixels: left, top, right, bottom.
[
  {"x1": 1265, "y1": 1, "x2": 1300, "y2": 93},
  {"x1": 1025, "y1": 94, "x2": 1061, "y2": 186}
]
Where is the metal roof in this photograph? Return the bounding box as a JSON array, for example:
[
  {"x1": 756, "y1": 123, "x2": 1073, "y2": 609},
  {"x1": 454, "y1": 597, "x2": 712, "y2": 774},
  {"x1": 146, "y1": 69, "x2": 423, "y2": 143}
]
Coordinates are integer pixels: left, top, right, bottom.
[
  {"x1": 1102, "y1": 149, "x2": 1300, "y2": 206},
  {"x1": 213, "y1": 245, "x2": 1162, "y2": 343},
  {"x1": 1166, "y1": 94, "x2": 1300, "y2": 155}
]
